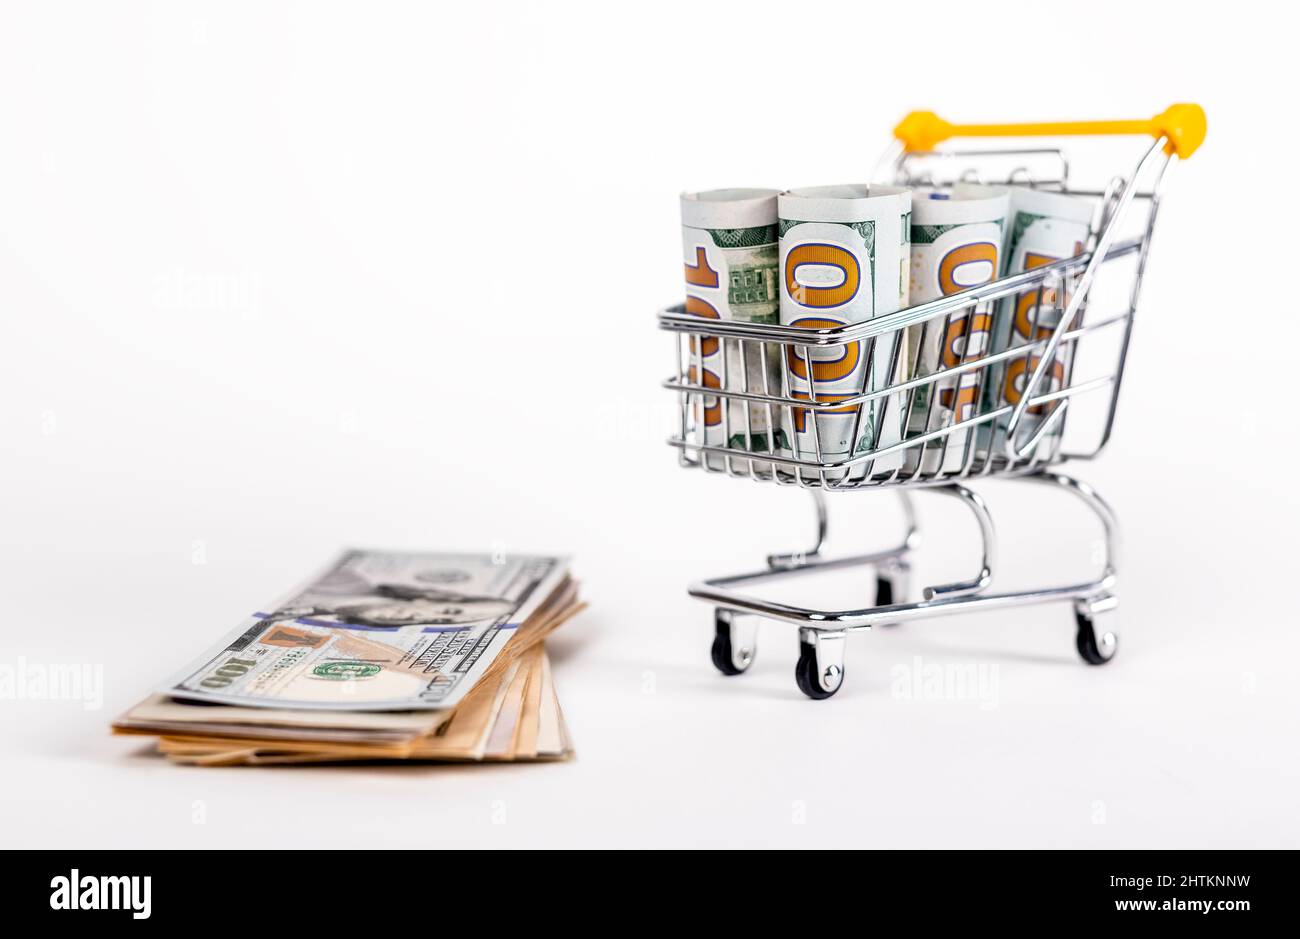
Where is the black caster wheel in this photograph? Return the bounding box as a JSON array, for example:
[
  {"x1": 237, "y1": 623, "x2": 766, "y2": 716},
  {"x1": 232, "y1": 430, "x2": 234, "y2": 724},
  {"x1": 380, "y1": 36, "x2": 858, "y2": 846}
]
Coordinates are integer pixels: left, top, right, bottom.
[
  {"x1": 873, "y1": 562, "x2": 909, "y2": 616},
  {"x1": 794, "y1": 642, "x2": 843, "y2": 700},
  {"x1": 711, "y1": 618, "x2": 752, "y2": 676},
  {"x1": 1075, "y1": 610, "x2": 1118, "y2": 666}
]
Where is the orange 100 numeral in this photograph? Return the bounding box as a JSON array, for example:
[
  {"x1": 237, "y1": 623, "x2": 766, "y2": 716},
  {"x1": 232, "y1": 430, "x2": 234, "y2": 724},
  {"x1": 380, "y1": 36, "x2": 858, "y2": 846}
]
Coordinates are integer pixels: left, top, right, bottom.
[
  {"x1": 684, "y1": 245, "x2": 719, "y2": 288},
  {"x1": 684, "y1": 295, "x2": 720, "y2": 357},
  {"x1": 1012, "y1": 247, "x2": 1080, "y2": 339},
  {"x1": 940, "y1": 311, "x2": 993, "y2": 370},
  {"x1": 788, "y1": 390, "x2": 858, "y2": 434},
  {"x1": 937, "y1": 242, "x2": 998, "y2": 296},
  {"x1": 784, "y1": 243, "x2": 860, "y2": 309},
  {"x1": 785, "y1": 317, "x2": 860, "y2": 384},
  {"x1": 687, "y1": 366, "x2": 722, "y2": 427},
  {"x1": 939, "y1": 378, "x2": 980, "y2": 422},
  {"x1": 1003, "y1": 356, "x2": 1066, "y2": 413}
]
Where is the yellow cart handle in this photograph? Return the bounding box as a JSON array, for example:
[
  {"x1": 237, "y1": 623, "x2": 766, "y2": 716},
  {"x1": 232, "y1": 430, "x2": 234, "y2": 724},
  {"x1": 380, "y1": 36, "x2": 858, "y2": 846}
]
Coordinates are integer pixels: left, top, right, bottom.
[{"x1": 893, "y1": 103, "x2": 1206, "y2": 159}]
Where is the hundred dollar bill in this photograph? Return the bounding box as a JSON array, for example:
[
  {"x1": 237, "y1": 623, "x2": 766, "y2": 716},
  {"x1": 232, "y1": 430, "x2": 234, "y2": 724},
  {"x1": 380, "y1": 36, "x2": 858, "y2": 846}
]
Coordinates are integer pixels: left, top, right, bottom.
[
  {"x1": 148, "y1": 648, "x2": 572, "y2": 766},
  {"x1": 904, "y1": 184, "x2": 1009, "y2": 475},
  {"x1": 777, "y1": 184, "x2": 911, "y2": 477},
  {"x1": 163, "y1": 550, "x2": 569, "y2": 711},
  {"x1": 983, "y1": 187, "x2": 1095, "y2": 460},
  {"x1": 681, "y1": 189, "x2": 785, "y2": 473}
]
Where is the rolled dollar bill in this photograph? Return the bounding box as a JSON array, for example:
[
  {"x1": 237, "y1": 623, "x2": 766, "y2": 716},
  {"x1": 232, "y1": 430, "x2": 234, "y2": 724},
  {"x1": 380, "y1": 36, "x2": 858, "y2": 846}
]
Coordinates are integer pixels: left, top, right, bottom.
[
  {"x1": 680, "y1": 189, "x2": 784, "y2": 472},
  {"x1": 904, "y1": 184, "x2": 1009, "y2": 476},
  {"x1": 983, "y1": 187, "x2": 1094, "y2": 459},
  {"x1": 777, "y1": 184, "x2": 911, "y2": 477}
]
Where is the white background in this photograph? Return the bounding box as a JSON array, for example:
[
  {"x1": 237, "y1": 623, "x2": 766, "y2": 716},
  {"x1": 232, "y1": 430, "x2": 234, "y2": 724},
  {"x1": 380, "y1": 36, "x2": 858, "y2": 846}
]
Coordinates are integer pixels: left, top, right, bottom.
[{"x1": 2, "y1": 0, "x2": 1296, "y2": 848}]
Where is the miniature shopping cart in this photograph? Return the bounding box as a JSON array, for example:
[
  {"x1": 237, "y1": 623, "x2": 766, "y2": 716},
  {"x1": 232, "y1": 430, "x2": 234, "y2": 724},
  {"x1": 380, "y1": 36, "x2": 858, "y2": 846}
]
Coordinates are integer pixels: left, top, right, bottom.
[{"x1": 659, "y1": 105, "x2": 1205, "y2": 698}]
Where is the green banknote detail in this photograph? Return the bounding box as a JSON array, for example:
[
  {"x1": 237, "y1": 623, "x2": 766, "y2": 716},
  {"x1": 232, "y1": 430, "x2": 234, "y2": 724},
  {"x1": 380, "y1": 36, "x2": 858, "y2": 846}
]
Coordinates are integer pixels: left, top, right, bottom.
[
  {"x1": 777, "y1": 219, "x2": 876, "y2": 274},
  {"x1": 1005, "y1": 211, "x2": 1046, "y2": 267},
  {"x1": 911, "y1": 222, "x2": 960, "y2": 245},
  {"x1": 727, "y1": 243, "x2": 778, "y2": 311},
  {"x1": 852, "y1": 220, "x2": 878, "y2": 293},
  {"x1": 907, "y1": 385, "x2": 933, "y2": 423},
  {"x1": 914, "y1": 217, "x2": 1005, "y2": 247},
  {"x1": 707, "y1": 224, "x2": 778, "y2": 249},
  {"x1": 845, "y1": 220, "x2": 876, "y2": 251},
  {"x1": 777, "y1": 217, "x2": 878, "y2": 255},
  {"x1": 312, "y1": 662, "x2": 381, "y2": 680},
  {"x1": 727, "y1": 429, "x2": 791, "y2": 453}
]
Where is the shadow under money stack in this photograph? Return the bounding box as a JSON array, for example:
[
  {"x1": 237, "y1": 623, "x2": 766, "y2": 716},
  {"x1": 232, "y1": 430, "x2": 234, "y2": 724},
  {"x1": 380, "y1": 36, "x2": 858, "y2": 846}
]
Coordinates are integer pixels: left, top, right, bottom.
[{"x1": 112, "y1": 551, "x2": 584, "y2": 766}]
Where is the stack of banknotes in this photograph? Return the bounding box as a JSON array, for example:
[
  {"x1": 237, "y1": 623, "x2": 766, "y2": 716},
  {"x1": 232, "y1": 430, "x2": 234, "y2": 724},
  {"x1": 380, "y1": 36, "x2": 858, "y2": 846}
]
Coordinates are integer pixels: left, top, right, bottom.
[
  {"x1": 680, "y1": 181, "x2": 1094, "y2": 472},
  {"x1": 112, "y1": 550, "x2": 584, "y2": 766}
]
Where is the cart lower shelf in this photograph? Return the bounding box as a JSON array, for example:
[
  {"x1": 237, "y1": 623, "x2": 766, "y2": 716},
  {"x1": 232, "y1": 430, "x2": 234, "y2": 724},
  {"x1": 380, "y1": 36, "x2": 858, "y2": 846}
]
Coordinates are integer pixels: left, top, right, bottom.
[{"x1": 695, "y1": 471, "x2": 1119, "y2": 699}]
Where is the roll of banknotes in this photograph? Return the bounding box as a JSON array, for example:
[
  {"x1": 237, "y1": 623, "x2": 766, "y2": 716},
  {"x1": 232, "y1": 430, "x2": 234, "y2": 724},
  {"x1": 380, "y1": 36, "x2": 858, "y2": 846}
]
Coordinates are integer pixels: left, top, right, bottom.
[
  {"x1": 904, "y1": 184, "x2": 1009, "y2": 476},
  {"x1": 777, "y1": 184, "x2": 911, "y2": 477},
  {"x1": 983, "y1": 187, "x2": 1095, "y2": 460},
  {"x1": 680, "y1": 189, "x2": 784, "y2": 472}
]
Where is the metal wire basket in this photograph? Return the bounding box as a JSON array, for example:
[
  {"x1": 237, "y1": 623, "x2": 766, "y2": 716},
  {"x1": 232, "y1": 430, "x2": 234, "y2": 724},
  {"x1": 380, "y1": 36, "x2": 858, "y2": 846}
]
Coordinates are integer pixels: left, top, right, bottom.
[{"x1": 658, "y1": 105, "x2": 1204, "y2": 698}]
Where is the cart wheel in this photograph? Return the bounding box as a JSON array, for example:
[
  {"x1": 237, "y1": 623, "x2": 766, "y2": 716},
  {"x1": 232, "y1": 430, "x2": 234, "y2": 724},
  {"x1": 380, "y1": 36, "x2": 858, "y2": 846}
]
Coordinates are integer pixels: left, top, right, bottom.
[
  {"x1": 710, "y1": 611, "x2": 755, "y2": 676},
  {"x1": 795, "y1": 640, "x2": 844, "y2": 700},
  {"x1": 1074, "y1": 609, "x2": 1118, "y2": 666},
  {"x1": 874, "y1": 560, "x2": 910, "y2": 613},
  {"x1": 874, "y1": 576, "x2": 894, "y2": 607}
]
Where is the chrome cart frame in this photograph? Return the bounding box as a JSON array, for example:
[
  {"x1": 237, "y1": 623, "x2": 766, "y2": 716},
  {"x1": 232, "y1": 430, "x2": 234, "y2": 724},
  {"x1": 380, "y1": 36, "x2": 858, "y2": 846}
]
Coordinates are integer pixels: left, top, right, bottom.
[{"x1": 658, "y1": 106, "x2": 1204, "y2": 698}]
